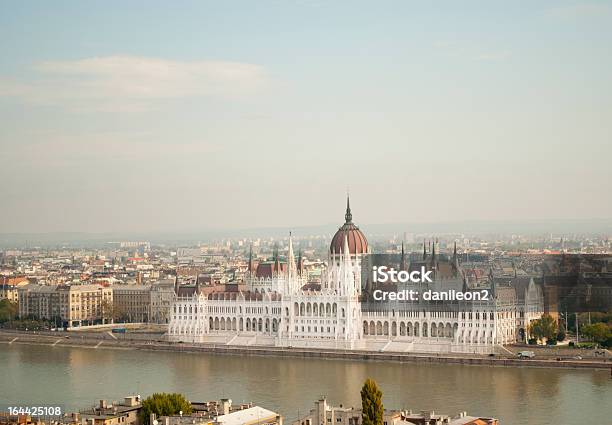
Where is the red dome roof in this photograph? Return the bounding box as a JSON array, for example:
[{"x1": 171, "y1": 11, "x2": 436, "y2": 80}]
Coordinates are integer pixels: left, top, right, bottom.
[{"x1": 330, "y1": 197, "x2": 368, "y2": 255}]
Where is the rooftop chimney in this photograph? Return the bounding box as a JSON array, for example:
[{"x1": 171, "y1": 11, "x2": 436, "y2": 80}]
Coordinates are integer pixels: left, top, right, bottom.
[
  {"x1": 124, "y1": 396, "x2": 139, "y2": 407},
  {"x1": 220, "y1": 399, "x2": 232, "y2": 416}
]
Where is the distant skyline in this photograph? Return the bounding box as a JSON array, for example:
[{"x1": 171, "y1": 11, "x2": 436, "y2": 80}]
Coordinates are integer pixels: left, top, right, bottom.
[{"x1": 1, "y1": 1, "x2": 611, "y2": 233}]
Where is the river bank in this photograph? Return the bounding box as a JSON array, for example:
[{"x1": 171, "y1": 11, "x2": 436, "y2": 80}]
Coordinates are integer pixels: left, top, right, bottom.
[{"x1": 1, "y1": 329, "x2": 610, "y2": 370}]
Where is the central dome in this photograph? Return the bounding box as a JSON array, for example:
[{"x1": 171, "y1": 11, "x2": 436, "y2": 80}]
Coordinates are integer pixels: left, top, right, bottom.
[{"x1": 330, "y1": 196, "x2": 368, "y2": 255}]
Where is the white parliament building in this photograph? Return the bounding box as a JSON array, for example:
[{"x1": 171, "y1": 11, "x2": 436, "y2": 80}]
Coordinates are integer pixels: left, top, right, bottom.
[{"x1": 168, "y1": 198, "x2": 544, "y2": 354}]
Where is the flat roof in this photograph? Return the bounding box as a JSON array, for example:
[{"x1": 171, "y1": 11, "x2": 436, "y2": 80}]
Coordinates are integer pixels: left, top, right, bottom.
[{"x1": 216, "y1": 406, "x2": 278, "y2": 425}]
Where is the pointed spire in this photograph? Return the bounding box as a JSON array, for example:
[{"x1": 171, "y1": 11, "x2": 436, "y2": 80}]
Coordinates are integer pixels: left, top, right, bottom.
[
  {"x1": 400, "y1": 241, "x2": 407, "y2": 271},
  {"x1": 430, "y1": 239, "x2": 437, "y2": 267},
  {"x1": 423, "y1": 239, "x2": 427, "y2": 260},
  {"x1": 345, "y1": 194, "x2": 352, "y2": 223},
  {"x1": 288, "y1": 232, "x2": 297, "y2": 278},
  {"x1": 452, "y1": 241, "x2": 459, "y2": 276}
]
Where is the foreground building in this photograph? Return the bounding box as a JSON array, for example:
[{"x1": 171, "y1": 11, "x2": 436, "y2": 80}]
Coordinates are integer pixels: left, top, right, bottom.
[
  {"x1": 156, "y1": 399, "x2": 282, "y2": 425},
  {"x1": 169, "y1": 198, "x2": 543, "y2": 353},
  {"x1": 292, "y1": 398, "x2": 498, "y2": 425},
  {"x1": 79, "y1": 396, "x2": 142, "y2": 425}
]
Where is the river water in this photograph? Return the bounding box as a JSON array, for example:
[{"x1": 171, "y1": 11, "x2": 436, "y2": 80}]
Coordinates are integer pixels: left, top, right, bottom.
[{"x1": 0, "y1": 344, "x2": 610, "y2": 424}]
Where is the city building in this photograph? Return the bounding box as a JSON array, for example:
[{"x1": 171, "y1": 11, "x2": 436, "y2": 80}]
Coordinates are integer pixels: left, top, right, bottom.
[
  {"x1": 113, "y1": 285, "x2": 152, "y2": 323},
  {"x1": 0, "y1": 284, "x2": 19, "y2": 303},
  {"x1": 169, "y1": 197, "x2": 544, "y2": 354},
  {"x1": 18, "y1": 283, "x2": 113, "y2": 328},
  {"x1": 292, "y1": 398, "x2": 498, "y2": 425},
  {"x1": 150, "y1": 279, "x2": 176, "y2": 324},
  {"x1": 156, "y1": 399, "x2": 282, "y2": 425},
  {"x1": 59, "y1": 284, "x2": 113, "y2": 327},
  {"x1": 79, "y1": 396, "x2": 143, "y2": 425},
  {"x1": 17, "y1": 284, "x2": 60, "y2": 321},
  {"x1": 0, "y1": 276, "x2": 29, "y2": 303}
]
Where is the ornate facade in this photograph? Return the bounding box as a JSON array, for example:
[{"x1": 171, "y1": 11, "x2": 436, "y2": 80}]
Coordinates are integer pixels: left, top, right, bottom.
[{"x1": 168, "y1": 198, "x2": 543, "y2": 353}]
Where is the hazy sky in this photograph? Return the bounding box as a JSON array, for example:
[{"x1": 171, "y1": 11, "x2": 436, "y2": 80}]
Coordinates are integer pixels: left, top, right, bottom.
[{"x1": 1, "y1": 1, "x2": 611, "y2": 234}]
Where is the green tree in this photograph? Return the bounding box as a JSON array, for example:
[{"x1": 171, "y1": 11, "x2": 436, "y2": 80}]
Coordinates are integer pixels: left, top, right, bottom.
[
  {"x1": 140, "y1": 393, "x2": 192, "y2": 425},
  {"x1": 529, "y1": 314, "x2": 558, "y2": 342},
  {"x1": 581, "y1": 323, "x2": 612, "y2": 347},
  {"x1": 361, "y1": 379, "x2": 384, "y2": 425},
  {"x1": 0, "y1": 299, "x2": 18, "y2": 323}
]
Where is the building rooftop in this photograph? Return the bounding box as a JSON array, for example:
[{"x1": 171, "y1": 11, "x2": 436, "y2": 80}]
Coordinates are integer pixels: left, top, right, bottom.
[{"x1": 216, "y1": 406, "x2": 279, "y2": 425}]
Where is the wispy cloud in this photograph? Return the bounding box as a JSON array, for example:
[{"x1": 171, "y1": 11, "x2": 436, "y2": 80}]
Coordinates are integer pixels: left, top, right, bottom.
[{"x1": 0, "y1": 56, "x2": 269, "y2": 111}]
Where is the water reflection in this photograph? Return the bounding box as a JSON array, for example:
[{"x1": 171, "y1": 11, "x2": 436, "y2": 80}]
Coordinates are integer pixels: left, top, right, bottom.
[{"x1": 0, "y1": 345, "x2": 610, "y2": 425}]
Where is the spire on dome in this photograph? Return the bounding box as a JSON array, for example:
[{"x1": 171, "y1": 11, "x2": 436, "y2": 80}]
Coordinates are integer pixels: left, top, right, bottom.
[
  {"x1": 345, "y1": 194, "x2": 352, "y2": 223},
  {"x1": 330, "y1": 194, "x2": 368, "y2": 255}
]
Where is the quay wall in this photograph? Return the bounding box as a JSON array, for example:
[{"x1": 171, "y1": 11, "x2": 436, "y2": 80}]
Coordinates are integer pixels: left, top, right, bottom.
[{"x1": 1, "y1": 330, "x2": 610, "y2": 371}]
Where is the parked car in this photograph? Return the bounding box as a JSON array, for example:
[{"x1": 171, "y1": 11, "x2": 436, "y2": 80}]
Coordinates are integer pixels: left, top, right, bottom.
[{"x1": 517, "y1": 351, "x2": 535, "y2": 359}]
